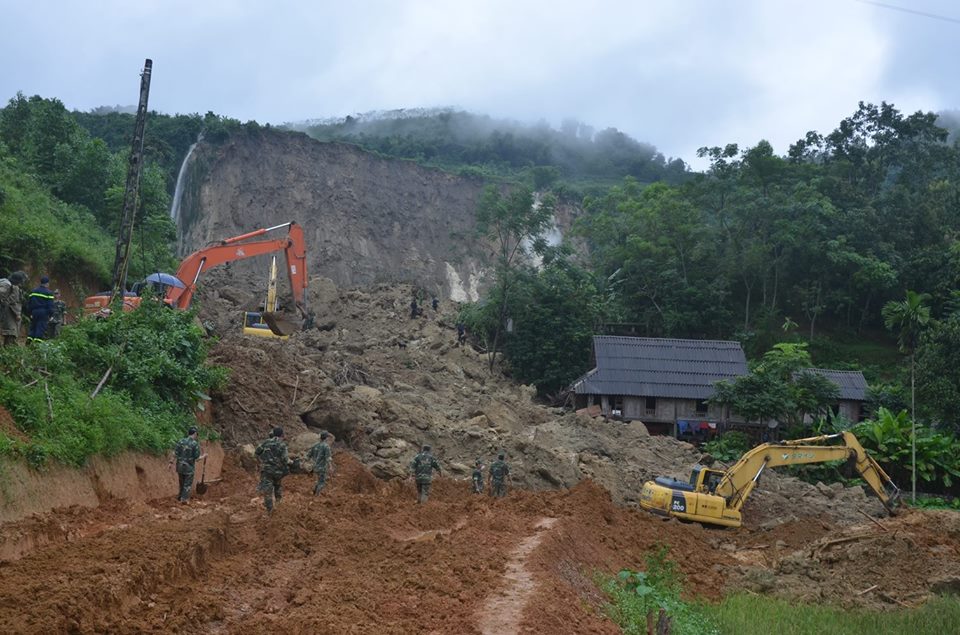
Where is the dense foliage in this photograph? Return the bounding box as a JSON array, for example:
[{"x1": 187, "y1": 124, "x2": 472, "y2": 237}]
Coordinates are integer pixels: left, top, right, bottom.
[
  {"x1": 461, "y1": 185, "x2": 622, "y2": 395},
  {"x1": 292, "y1": 109, "x2": 690, "y2": 192},
  {"x1": 0, "y1": 153, "x2": 112, "y2": 282},
  {"x1": 711, "y1": 343, "x2": 839, "y2": 428},
  {"x1": 0, "y1": 299, "x2": 226, "y2": 467},
  {"x1": 575, "y1": 103, "x2": 960, "y2": 348},
  {"x1": 852, "y1": 408, "x2": 960, "y2": 493},
  {"x1": 0, "y1": 94, "x2": 179, "y2": 280}
]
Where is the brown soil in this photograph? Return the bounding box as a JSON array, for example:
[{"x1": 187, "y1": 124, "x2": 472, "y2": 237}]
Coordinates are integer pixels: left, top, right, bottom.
[
  {"x1": 3, "y1": 451, "x2": 952, "y2": 633},
  {"x1": 2, "y1": 283, "x2": 953, "y2": 631},
  {"x1": 0, "y1": 405, "x2": 28, "y2": 443}
]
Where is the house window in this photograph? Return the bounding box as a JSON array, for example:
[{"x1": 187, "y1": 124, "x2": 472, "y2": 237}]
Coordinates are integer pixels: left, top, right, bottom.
[
  {"x1": 612, "y1": 396, "x2": 624, "y2": 418},
  {"x1": 696, "y1": 400, "x2": 709, "y2": 416},
  {"x1": 645, "y1": 397, "x2": 657, "y2": 415}
]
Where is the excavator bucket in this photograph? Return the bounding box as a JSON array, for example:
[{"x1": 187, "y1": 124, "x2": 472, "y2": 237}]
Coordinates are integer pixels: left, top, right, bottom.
[{"x1": 261, "y1": 311, "x2": 300, "y2": 336}]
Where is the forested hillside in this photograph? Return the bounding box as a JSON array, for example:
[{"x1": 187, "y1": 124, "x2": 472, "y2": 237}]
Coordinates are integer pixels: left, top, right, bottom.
[
  {"x1": 461, "y1": 103, "x2": 960, "y2": 433},
  {"x1": 288, "y1": 108, "x2": 690, "y2": 193},
  {"x1": 5, "y1": 93, "x2": 960, "y2": 430},
  {"x1": 0, "y1": 94, "x2": 177, "y2": 281},
  {"x1": 0, "y1": 94, "x2": 226, "y2": 468}
]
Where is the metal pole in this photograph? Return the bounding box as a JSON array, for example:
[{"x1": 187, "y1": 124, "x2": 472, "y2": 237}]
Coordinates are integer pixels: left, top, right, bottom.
[{"x1": 109, "y1": 59, "x2": 152, "y2": 303}]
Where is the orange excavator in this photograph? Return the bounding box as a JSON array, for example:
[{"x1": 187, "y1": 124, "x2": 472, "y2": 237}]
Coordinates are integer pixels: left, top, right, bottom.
[{"x1": 83, "y1": 222, "x2": 311, "y2": 335}]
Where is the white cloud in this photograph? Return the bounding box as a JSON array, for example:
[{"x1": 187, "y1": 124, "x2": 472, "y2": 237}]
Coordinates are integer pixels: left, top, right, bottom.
[{"x1": 2, "y1": 0, "x2": 957, "y2": 164}]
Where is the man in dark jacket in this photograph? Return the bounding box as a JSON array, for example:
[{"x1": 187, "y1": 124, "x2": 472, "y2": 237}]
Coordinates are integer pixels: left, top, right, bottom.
[{"x1": 27, "y1": 275, "x2": 55, "y2": 342}]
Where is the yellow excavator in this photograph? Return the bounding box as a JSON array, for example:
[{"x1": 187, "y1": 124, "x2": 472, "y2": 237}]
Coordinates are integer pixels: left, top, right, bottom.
[
  {"x1": 242, "y1": 256, "x2": 290, "y2": 339},
  {"x1": 639, "y1": 431, "x2": 901, "y2": 528}
]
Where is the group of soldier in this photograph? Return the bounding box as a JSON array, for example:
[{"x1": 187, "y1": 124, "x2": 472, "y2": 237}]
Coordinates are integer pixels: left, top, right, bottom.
[
  {"x1": 172, "y1": 426, "x2": 511, "y2": 512},
  {"x1": 0, "y1": 271, "x2": 68, "y2": 346},
  {"x1": 407, "y1": 444, "x2": 511, "y2": 503}
]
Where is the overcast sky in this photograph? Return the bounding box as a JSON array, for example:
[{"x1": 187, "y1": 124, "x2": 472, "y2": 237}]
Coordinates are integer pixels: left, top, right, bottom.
[{"x1": 3, "y1": 0, "x2": 959, "y2": 166}]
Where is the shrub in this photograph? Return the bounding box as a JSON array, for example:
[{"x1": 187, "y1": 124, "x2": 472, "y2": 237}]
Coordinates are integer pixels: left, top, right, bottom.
[{"x1": 0, "y1": 300, "x2": 226, "y2": 467}]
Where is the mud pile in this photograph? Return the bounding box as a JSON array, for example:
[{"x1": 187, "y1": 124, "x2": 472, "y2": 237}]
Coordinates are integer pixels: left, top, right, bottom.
[{"x1": 733, "y1": 509, "x2": 960, "y2": 609}]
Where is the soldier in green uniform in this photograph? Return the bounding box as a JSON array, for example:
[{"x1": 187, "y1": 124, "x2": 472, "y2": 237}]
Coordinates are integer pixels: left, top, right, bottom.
[
  {"x1": 0, "y1": 271, "x2": 27, "y2": 346},
  {"x1": 45, "y1": 290, "x2": 66, "y2": 339},
  {"x1": 472, "y1": 458, "x2": 484, "y2": 494},
  {"x1": 410, "y1": 444, "x2": 441, "y2": 504},
  {"x1": 172, "y1": 427, "x2": 207, "y2": 503},
  {"x1": 306, "y1": 431, "x2": 333, "y2": 495},
  {"x1": 488, "y1": 452, "x2": 510, "y2": 498},
  {"x1": 255, "y1": 426, "x2": 290, "y2": 512}
]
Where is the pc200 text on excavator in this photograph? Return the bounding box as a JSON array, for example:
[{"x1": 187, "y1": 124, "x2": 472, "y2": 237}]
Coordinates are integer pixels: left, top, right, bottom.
[
  {"x1": 84, "y1": 222, "x2": 311, "y2": 335},
  {"x1": 640, "y1": 431, "x2": 901, "y2": 528}
]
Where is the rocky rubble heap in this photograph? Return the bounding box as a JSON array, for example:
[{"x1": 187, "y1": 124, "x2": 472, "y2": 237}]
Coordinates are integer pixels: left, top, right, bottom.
[{"x1": 201, "y1": 278, "x2": 888, "y2": 526}]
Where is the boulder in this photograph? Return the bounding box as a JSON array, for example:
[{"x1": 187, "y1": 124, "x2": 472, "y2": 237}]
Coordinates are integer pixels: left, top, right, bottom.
[
  {"x1": 369, "y1": 460, "x2": 407, "y2": 480},
  {"x1": 239, "y1": 444, "x2": 258, "y2": 470},
  {"x1": 447, "y1": 462, "x2": 471, "y2": 475},
  {"x1": 375, "y1": 446, "x2": 406, "y2": 459},
  {"x1": 288, "y1": 432, "x2": 322, "y2": 455}
]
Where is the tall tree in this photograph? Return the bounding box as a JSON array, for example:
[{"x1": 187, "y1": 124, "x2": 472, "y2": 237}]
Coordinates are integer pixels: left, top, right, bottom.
[
  {"x1": 882, "y1": 290, "x2": 931, "y2": 502},
  {"x1": 474, "y1": 186, "x2": 554, "y2": 373}
]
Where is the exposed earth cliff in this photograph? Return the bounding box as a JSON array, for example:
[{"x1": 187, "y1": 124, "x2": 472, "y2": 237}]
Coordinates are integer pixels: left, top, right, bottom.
[{"x1": 175, "y1": 130, "x2": 495, "y2": 302}]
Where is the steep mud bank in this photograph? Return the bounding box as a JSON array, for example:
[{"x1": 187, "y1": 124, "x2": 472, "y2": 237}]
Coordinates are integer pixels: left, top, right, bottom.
[{"x1": 0, "y1": 442, "x2": 224, "y2": 526}]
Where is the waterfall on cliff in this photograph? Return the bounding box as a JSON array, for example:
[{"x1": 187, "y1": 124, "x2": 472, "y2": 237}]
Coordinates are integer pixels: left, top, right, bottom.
[{"x1": 169, "y1": 136, "x2": 201, "y2": 222}]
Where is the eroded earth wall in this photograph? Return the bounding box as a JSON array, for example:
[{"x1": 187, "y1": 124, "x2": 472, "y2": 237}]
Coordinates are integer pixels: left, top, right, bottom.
[{"x1": 175, "y1": 130, "x2": 493, "y2": 301}]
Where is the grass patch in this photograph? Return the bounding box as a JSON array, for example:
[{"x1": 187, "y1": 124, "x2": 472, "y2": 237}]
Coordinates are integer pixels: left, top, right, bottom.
[{"x1": 705, "y1": 593, "x2": 960, "y2": 635}]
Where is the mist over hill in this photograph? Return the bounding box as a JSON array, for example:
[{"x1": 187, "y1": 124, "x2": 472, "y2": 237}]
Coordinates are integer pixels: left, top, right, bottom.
[{"x1": 285, "y1": 108, "x2": 690, "y2": 190}]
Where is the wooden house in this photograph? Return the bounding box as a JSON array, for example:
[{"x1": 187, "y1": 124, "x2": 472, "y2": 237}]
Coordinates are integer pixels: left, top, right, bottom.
[{"x1": 571, "y1": 336, "x2": 749, "y2": 435}]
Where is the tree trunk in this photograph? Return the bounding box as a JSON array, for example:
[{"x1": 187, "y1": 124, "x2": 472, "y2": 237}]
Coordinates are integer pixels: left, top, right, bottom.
[{"x1": 911, "y1": 354, "x2": 916, "y2": 503}]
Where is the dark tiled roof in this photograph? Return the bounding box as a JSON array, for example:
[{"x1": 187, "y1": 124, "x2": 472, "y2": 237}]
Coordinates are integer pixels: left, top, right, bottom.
[
  {"x1": 801, "y1": 368, "x2": 868, "y2": 401},
  {"x1": 571, "y1": 336, "x2": 748, "y2": 399}
]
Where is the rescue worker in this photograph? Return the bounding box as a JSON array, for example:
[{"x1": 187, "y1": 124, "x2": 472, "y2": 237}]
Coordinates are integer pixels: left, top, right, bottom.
[
  {"x1": 26, "y1": 275, "x2": 55, "y2": 342},
  {"x1": 410, "y1": 298, "x2": 420, "y2": 319},
  {"x1": 431, "y1": 296, "x2": 439, "y2": 311},
  {"x1": 171, "y1": 426, "x2": 207, "y2": 503},
  {"x1": 0, "y1": 271, "x2": 27, "y2": 346},
  {"x1": 489, "y1": 452, "x2": 510, "y2": 498},
  {"x1": 472, "y1": 458, "x2": 484, "y2": 494},
  {"x1": 46, "y1": 290, "x2": 66, "y2": 339},
  {"x1": 307, "y1": 431, "x2": 334, "y2": 495},
  {"x1": 255, "y1": 426, "x2": 291, "y2": 513},
  {"x1": 410, "y1": 444, "x2": 441, "y2": 504},
  {"x1": 456, "y1": 322, "x2": 466, "y2": 346}
]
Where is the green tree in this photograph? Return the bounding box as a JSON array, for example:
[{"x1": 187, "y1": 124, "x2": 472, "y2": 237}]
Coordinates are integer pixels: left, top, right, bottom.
[
  {"x1": 474, "y1": 185, "x2": 554, "y2": 373},
  {"x1": 882, "y1": 290, "x2": 931, "y2": 501},
  {"x1": 916, "y1": 318, "x2": 960, "y2": 431},
  {"x1": 500, "y1": 255, "x2": 609, "y2": 395},
  {"x1": 711, "y1": 343, "x2": 839, "y2": 428}
]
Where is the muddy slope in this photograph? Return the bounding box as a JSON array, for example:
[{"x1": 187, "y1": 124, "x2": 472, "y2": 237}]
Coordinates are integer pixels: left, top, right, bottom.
[{"x1": 199, "y1": 281, "x2": 887, "y2": 529}]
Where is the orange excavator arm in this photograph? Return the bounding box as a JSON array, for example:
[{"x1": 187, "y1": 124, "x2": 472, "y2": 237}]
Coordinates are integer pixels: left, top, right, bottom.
[{"x1": 166, "y1": 222, "x2": 309, "y2": 318}]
